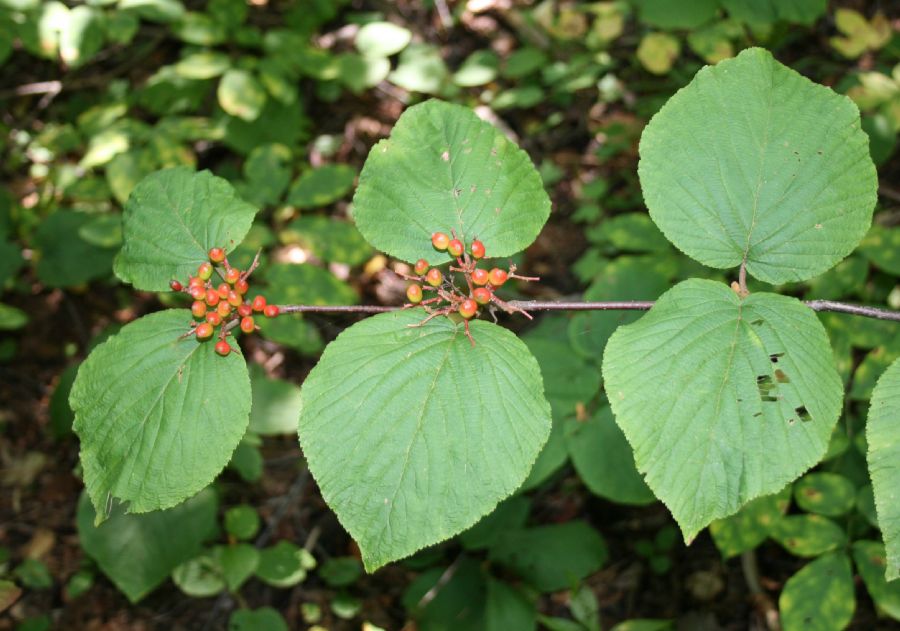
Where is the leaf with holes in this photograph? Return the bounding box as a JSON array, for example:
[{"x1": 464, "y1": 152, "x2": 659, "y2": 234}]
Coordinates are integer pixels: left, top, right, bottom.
[
  {"x1": 352, "y1": 99, "x2": 551, "y2": 264},
  {"x1": 71, "y1": 310, "x2": 251, "y2": 520},
  {"x1": 639, "y1": 47, "x2": 876, "y2": 284},
  {"x1": 114, "y1": 167, "x2": 257, "y2": 291},
  {"x1": 297, "y1": 309, "x2": 551, "y2": 570},
  {"x1": 602, "y1": 279, "x2": 843, "y2": 541},
  {"x1": 867, "y1": 357, "x2": 900, "y2": 581}
]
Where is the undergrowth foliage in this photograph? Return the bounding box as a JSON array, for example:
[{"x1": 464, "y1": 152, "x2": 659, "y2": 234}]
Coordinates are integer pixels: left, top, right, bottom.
[{"x1": 70, "y1": 49, "x2": 900, "y2": 580}]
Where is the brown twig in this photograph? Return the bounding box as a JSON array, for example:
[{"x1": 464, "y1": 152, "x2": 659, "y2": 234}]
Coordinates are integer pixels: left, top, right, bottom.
[{"x1": 275, "y1": 299, "x2": 900, "y2": 321}]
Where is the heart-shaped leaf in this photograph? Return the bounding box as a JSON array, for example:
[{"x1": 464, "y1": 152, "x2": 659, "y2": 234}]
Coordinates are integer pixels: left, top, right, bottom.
[{"x1": 298, "y1": 309, "x2": 551, "y2": 570}]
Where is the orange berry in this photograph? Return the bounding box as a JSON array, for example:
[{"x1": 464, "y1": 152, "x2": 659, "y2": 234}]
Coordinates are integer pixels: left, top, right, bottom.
[
  {"x1": 225, "y1": 268, "x2": 240, "y2": 284},
  {"x1": 407, "y1": 284, "x2": 423, "y2": 303},
  {"x1": 251, "y1": 295, "x2": 266, "y2": 312},
  {"x1": 206, "y1": 312, "x2": 222, "y2": 326},
  {"x1": 414, "y1": 259, "x2": 429, "y2": 275},
  {"x1": 196, "y1": 322, "x2": 214, "y2": 340},
  {"x1": 237, "y1": 303, "x2": 252, "y2": 317},
  {"x1": 235, "y1": 278, "x2": 249, "y2": 295},
  {"x1": 447, "y1": 239, "x2": 464, "y2": 257},
  {"x1": 459, "y1": 299, "x2": 477, "y2": 319},
  {"x1": 470, "y1": 240, "x2": 485, "y2": 259},
  {"x1": 209, "y1": 247, "x2": 225, "y2": 263},
  {"x1": 473, "y1": 287, "x2": 492, "y2": 305},
  {"x1": 472, "y1": 268, "x2": 489, "y2": 285},
  {"x1": 191, "y1": 301, "x2": 207, "y2": 318},
  {"x1": 205, "y1": 289, "x2": 220, "y2": 307},
  {"x1": 240, "y1": 316, "x2": 255, "y2": 333},
  {"x1": 425, "y1": 268, "x2": 443, "y2": 287},
  {"x1": 431, "y1": 232, "x2": 450, "y2": 250},
  {"x1": 488, "y1": 268, "x2": 508, "y2": 286},
  {"x1": 263, "y1": 304, "x2": 279, "y2": 318},
  {"x1": 215, "y1": 340, "x2": 231, "y2": 356}
]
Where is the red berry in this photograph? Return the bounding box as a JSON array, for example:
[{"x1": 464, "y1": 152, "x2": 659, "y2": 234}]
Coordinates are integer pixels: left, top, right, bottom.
[
  {"x1": 472, "y1": 268, "x2": 489, "y2": 286},
  {"x1": 217, "y1": 301, "x2": 232, "y2": 317},
  {"x1": 196, "y1": 322, "x2": 214, "y2": 340},
  {"x1": 197, "y1": 262, "x2": 213, "y2": 281},
  {"x1": 237, "y1": 303, "x2": 252, "y2": 317},
  {"x1": 447, "y1": 239, "x2": 464, "y2": 257},
  {"x1": 225, "y1": 268, "x2": 241, "y2": 284},
  {"x1": 189, "y1": 285, "x2": 205, "y2": 300},
  {"x1": 263, "y1": 304, "x2": 279, "y2": 318},
  {"x1": 189, "y1": 276, "x2": 205, "y2": 288},
  {"x1": 459, "y1": 299, "x2": 477, "y2": 319},
  {"x1": 205, "y1": 289, "x2": 220, "y2": 307},
  {"x1": 473, "y1": 287, "x2": 492, "y2": 305},
  {"x1": 414, "y1": 259, "x2": 429, "y2": 276},
  {"x1": 170, "y1": 279, "x2": 183, "y2": 292},
  {"x1": 470, "y1": 240, "x2": 485, "y2": 259},
  {"x1": 251, "y1": 295, "x2": 267, "y2": 312},
  {"x1": 488, "y1": 268, "x2": 508, "y2": 286},
  {"x1": 235, "y1": 278, "x2": 249, "y2": 295},
  {"x1": 240, "y1": 316, "x2": 255, "y2": 333},
  {"x1": 407, "y1": 284, "x2": 423, "y2": 303},
  {"x1": 431, "y1": 232, "x2": 450, "y2": 250},
  {"x1": 191, "y1": 300, "x2": 207, "y2": 318},
  {"x1": 227, "y1": 290, "x2": 242, "y2": 307},
  {"x1": 217, "y1": 283, "x2": 230, "y2": 299},
  {"x1": 215, "y1": 340, "x2": 231, "y2": 356},
  {"x1": 209, "y1": 247, "x2": 225, "y2": 263},
  {"x1": 425, "y1": 268, "x2": 443, "y2": 287},
  {"x1": 206, "y1": 312, "x2": 221, "y2": 326}
]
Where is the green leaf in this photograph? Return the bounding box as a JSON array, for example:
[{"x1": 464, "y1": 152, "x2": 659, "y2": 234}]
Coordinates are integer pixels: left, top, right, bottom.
[
  {"x1": 174, "y1": 51, "x2": 231, "y2": 79},
  {"x1": 280, "y1": 215, "x2": 372, "y2": 265},
  {"x1": 114, "y1": 167, "x2": 257, "y2": 291},
  {"x1": 459, "y1": 496, "x2": 530, "y2": 551},
  {"x1": 78, "y1": 214, "x2": 122, "y2": 249},
  {"x1": 172, "y1": 552, "x2": 225, "y2": 596},
  {"x1": 793, "y1": 472, "x2": 856, "y2": 517},
  {"x1": 779, "y1": 552, "x2": 855, "y2": 630},
  {"x1": 389, "y1": 43, "x2": 448, "y2": 94},
  {"x1": 859, "y1": 224, "x2": 900, "y2": 275},
  {"x1": 286, "y1": 164, "x2": 356, "y2": 209},
  {"x1": 453, "y1": 50, "x2": 499, "y2": 87},
  {"x1": 255, "y1": 541, "x2": 312, "y2": 587},
  {"x1": 0, "y1": 240, "x2": 24, "y2": 286},
  {"x1": 568, "y1": 257, "x2": 669, "y2": 360},
  {"x1": 77, "y1": 488, "x2": 217, "y2": 603},
  {"x1": 852, "y1": 540, "x2": 900, "y2": 620},
  {"x1": 637, "y1": 33, "x2": 680, "y2": 75},
  {"x1": 519, "y1": 416, "x2": 568, "y2": 491},
  {"x1": 218, "y1": 69, "x2": 267, "y2": 122},
  {"x1": 71, "y1": 310, "x2": 251, "y2": 518},
  {"x1": 248, "y1": 365, "x2": 302, "y2": 435},
  {"x1": 35, "y1": 211, "x2": 116, "y2": 287},
  {"x1": 488, "y1": 521, "x2": 608, "y2": 592},
  {"x1": 229, "y1": 608, "x2": 288, "y2": 631},
  {"x1": 215, "y1": 544, "x2": 259, "y2": 591},
  {"x1": 352, "y1": 99, "x2": 551, "y2": 264},
  {"x1": 298, "y1": 309, "x2": 551, "y2": 570},
  {"x1": 602, "y1": 279, "x2": 843, "y2": 541},
  {"x1": 709, "y1": 486, "x2": 791, "y2": 558},
  {"x1": 638, "y1": 47, "x2": 877, "y2": 284},
  {"x1": 633, "y1": 0, "x2": 719, "y2": 29},
  {"x1": 355, "y1": 21, "x2": 411, "y2": 58},
  {"x1": 565, "y1": 407, "x2": 655, "y2": 505},
  {"x1": 588, "y1": 213, "x2": 670, "y2": 253},
  {"x1": 867, "y1": 357, "x2": 900, "y2": 581},
  {"x1": 319, "y1": 557, "x2": 363, "y2": 587},
  {"x1": 240, "y1": 143, "x2": 292, "y2": 206},
  {"x1": 769, "y1": 514, "x2": 847, "y2": 557},
  {"x1": 721, "y1": 0, "x2": 826, "y2": 25},
  {"x1": 0, "y1": 304, "x2": 27, "y2": 330},
  {"x1": 224, "y1": 504, "x2": 260, "y2": 541}
]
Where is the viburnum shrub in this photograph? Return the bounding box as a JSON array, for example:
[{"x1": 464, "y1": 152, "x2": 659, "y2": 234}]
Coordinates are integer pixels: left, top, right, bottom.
[{"x1": 70, "y1": 49, "x2": 900, "y2": 581}]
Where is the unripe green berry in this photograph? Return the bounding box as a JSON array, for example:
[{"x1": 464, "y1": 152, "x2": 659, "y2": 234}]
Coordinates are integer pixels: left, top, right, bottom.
[
  {"x1": 225, "y1": 268, "x2": 241, "y2": 284},
  {"x1": 425, "y1": 268, "x2": 443, "y2": 287},
  {"x1": 414, "y1": 259, "x2": 429, "y2": 275},
  {"x1": 459, "y1": 299, "x2": 477, "y2": 319},
  {"x1": 240, "y1": 316, "x2": 255, "y2": 333},
  {"x1": 447, "y1": 239, "x2": 464, "y2": 257},
  {"x1": 263, "y1": 304, "x2": 279, "y2": 318},
  {"x1": 191, "y1": 300, "x2": 207, "y2": 318},
  {"x1": 209, "y1": 247, "x2": 225, "y2": 263},
  {"x1": 470, "y1": 240, "x2": 485, "y2": 259},
  {"x1": 196, "y1": 322, "x2": 214, "y2": 340},
  {"x1": 431, "y1": 232, "x2": 450, "y2": 250},
  {"x1": 251, "y1": 295, "x2": 267, "y2": 312},
  {"x1": 472, "y1": 268, "x2": 489, "y2": 286},
  {"x1": 197, "y1": 262, "x2": 213, "y2": 281},
  {"x1": 488, "y1": 268, "x2": 508, "y2": 286},
  {"x1": 473, "y1": 287, "x2": 492, "y2": 305},
  {"x1": 407, "y1": 284, "x2": 423, "y2": 303},
  {"x1": 215, "y1": 340, "x2": 231, "y2": 356}
]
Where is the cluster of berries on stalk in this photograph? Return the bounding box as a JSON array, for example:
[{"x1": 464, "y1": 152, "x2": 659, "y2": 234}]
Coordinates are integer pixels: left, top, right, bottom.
[
  {"x1": 403, "y1": 231, "x2": 538, "y2": 345},
  {"x1": 169, "y1": 247, "x2": 280, "y2": 356}
]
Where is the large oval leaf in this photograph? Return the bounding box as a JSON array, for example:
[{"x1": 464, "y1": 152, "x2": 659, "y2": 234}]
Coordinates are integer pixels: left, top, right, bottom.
[
  {"x1": 298, "y1": 309, "x2": 551, "y2": 570},
  {"x1": 71, "y1": 309, "x2": 251, "y2": 518},
  {"x1": 639, "y1": 47, "x2": 876, "y2": 284},
  {"x1": 779, "y1": 552, "x2": 855, "y2": 629},
  {"x1": 114, "y1": 167, "x2": 258, "y2": 291},
  {"x1": 867, "y1": 357, "x2": 900, "y2": 581},
  {"x1": 602, "y1": 279, "x2": 842, "y2": 541},
  {"x1": 352, "y1": 99, "x2": 551, "y2": 264}
]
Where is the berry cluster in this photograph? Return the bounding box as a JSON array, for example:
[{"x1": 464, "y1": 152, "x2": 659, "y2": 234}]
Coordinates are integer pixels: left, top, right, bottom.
[
  {"x1": 403, "y1": 231, "x2": 538, "y2": 345},
  {"x1": 170, "y1": 247, "x2": 280, "y2": 356}
]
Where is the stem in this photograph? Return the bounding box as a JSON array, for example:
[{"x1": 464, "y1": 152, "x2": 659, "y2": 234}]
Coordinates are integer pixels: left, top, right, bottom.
[{"x1": 274, "y1": 299, "x2": 900, "y2": 321}]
